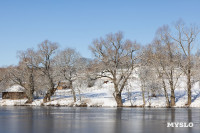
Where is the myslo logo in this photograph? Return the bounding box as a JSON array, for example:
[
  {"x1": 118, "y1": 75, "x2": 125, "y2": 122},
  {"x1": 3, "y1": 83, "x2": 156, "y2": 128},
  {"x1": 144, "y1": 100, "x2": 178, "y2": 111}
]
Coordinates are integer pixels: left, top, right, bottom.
[{"x1": 167, "y1": 122, "x2": 193, "y2": 128}]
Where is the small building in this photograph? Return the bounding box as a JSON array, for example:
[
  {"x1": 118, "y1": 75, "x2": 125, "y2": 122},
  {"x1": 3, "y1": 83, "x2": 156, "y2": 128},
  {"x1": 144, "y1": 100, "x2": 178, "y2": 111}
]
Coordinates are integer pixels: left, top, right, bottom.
[
  {"x1": 56, "y1": 81, "x2": 71, "y2": 90},
  {"x1": 2, "y1": 85, "x2": 27, "y2": 99}
]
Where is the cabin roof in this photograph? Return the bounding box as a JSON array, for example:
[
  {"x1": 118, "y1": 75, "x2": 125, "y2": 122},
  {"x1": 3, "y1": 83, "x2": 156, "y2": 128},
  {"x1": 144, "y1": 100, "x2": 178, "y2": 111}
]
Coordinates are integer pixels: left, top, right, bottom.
[{"x1": 3, "y1": 85, "x2": 25, "y2": 92}]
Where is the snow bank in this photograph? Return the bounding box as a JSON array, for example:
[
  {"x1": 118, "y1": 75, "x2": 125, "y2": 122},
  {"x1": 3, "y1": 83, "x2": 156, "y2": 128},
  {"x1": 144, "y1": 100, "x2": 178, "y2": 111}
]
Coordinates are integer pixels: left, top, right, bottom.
[
  {"x1": 0, "y1": 76, "x2": 200, "y2": 108},
  {"x1": 0, "y1": 99, "x2": 27, "y2": 106}
]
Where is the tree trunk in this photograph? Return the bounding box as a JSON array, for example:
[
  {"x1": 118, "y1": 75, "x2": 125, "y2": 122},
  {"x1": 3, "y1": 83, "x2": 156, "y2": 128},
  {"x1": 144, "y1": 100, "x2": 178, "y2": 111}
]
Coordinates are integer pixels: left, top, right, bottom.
[
  {"x1": 170, "y1": 80, "x2": 175, "y2": 107},
  {"x1": 115, "y1": 93, "x2": 123, "y2": 107},
  {"x1": 187, "y1": 69, "x2": 192, "y2": 105},
  {"x1": 170, "y1": 87, "x2": 175, "y2": 107},
  {"x1": 43, "y1": 77, "x2": 58, "y2": 103},
  {"x1": 169, "y1": 69, "x2": 175, "y2": 107},
  {"x1": 26, "y1": 69, "x2": 35, "y2": 104},
  {"x1": 147, "y1": 91, "x2": 151, "y2": 107},
  {"x1": 69, "y1": 80, "x2": 76, "y2": 102},
  {"x1": 162, "y1": 80, "x2": 170, "y2": 107},
  {"x1": 113, "y1": 83, "x2": 123, "y2": 107},
  {"x1": 141, "y1": 84, "x2": 145, "y2": 106},
  {"x1": 72, "y1": 89, "x2": 76, "y2": 102},
  {"x1": 67, "y1": 70, "x2": 77, "y2": 102},
  {"x1": 26, "y1": 90, "x2": 34, "y2": 103},
  {"x1": 78, "y1": 89, "x2": 81, "y2": 102}
]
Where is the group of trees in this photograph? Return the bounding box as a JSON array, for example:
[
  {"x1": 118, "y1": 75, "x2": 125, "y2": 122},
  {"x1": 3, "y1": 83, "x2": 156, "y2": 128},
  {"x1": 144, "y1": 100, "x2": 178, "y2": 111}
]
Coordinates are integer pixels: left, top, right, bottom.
[
  {"x1": 0, "y1": 20, "x2": 199, "y2": 107},
  {"x1": 0, "y1": 40, "x2": 90, "y2": 103},
  {"x1": 139, "y1": 21, "x2": 199, "y2": 107}
]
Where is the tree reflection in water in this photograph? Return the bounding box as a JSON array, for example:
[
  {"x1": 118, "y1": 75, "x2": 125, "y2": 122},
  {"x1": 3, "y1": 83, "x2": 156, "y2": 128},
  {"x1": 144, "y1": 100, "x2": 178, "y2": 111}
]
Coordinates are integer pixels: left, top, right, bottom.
[{"x1": 0, "y1": 107, "x2": 199, "y2": 133}]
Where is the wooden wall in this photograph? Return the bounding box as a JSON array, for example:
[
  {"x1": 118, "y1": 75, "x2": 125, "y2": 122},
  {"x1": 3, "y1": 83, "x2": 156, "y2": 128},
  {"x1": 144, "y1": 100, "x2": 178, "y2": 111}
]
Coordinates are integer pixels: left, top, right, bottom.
[{"x1": 2, "y1": 92, "x2": 27, "y2": 99}]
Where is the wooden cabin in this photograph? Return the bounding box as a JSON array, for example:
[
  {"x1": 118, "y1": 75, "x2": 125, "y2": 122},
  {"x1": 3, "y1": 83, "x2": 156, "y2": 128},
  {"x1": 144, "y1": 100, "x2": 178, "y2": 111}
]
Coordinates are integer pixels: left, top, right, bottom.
[
  {"x1": 56, "y1": 81, "x2": 70, "y2": 90},
  {"x1": 2, "y1": 85, "x2": 27, "y2": 99}
]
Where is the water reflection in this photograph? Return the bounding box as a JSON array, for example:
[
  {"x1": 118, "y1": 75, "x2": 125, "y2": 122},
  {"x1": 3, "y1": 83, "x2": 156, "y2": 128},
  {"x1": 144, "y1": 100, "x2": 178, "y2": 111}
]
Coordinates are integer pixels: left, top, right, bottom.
[{"x1": 0, "y1": 107, "x2": 199, "y2": 133}]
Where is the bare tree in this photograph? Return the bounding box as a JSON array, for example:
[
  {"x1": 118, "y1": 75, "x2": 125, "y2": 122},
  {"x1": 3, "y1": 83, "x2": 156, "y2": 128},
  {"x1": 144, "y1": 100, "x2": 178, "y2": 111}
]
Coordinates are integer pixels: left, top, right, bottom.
[
  {"x1": 89, "y1": 31, "x2": 140, "y2": 107},
  {"x1": 139, "y1": 45, "x2": 161, "y2": 106},
  {"x1": 6, "y1": 65, "x2": 29, "y2": 96},
  {"x1": 55, "y1": 48, "x2": 84, "y2": 102},
  {"x1": 73, "y1": 76, "x2": 89, "y2": 102},
  {"x1": 138, "y1": 66, "x2": 150, "y2": 106},
  {"x1": 37, "y1": 40, "x2": 59, "y2": 103},
  {"x1": 151, "y1": 26, "x2": 183, "y2": 107},
  {"x1": 5, "y1": 50, "x2": 40, "y2": 103},
  {"x1": 141, "y1": 44, "x2": 167, "y2": 107},
  {"x1": 142, "y1": 41, "x2": 179, "y2": 107},
  {"x1": 168, "y1": 21, "x2": 199, "y2": 105},
  {"x1": 17, "y1": 48, "x2": 39, "y2": 103}
]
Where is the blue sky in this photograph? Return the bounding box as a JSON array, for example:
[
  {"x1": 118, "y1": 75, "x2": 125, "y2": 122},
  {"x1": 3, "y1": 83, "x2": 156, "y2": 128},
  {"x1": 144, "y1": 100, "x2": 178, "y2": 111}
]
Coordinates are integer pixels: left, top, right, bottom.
[{"x1": 0, "y1": 0, "x2": 200, "y2": 67}]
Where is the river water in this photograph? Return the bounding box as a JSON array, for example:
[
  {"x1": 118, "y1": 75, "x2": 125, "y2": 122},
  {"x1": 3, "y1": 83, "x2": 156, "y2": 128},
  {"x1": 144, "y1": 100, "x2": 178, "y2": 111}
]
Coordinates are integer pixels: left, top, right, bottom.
[{"x1": 0, "y1": 107, "x2": 199, "y2": 133}]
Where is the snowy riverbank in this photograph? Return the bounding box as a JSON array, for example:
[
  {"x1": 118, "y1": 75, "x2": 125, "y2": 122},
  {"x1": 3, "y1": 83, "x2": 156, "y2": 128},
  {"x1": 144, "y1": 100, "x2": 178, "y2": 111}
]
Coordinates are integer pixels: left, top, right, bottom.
[{"x1": 1, "y1": 77, "x2": 200, "y2": 107}]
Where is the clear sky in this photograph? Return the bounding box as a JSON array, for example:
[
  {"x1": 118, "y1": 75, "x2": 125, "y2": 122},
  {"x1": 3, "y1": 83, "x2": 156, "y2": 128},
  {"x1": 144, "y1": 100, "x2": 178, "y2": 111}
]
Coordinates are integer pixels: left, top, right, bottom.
[{"x1": 0, "y1": 0, "x2": 200, "y2": 67}]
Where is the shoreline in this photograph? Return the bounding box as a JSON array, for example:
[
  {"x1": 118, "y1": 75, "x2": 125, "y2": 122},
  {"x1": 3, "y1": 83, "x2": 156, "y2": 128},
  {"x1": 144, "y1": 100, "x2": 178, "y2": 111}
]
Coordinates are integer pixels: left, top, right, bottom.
[{"x1": 0, "y1": 99, "x2": 198, "y2": 108}]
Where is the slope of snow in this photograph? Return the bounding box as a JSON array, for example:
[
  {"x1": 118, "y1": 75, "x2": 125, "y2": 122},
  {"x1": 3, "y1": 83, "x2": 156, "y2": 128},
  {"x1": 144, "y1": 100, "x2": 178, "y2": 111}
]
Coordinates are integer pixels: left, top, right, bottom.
[{"x1": 0, "y1": 76, "x2": 200, "y2": 108}]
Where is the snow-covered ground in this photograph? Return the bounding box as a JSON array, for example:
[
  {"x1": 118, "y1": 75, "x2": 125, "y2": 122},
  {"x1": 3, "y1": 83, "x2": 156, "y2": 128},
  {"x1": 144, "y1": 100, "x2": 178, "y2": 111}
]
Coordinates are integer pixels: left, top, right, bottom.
[{"x1": 0, "y1": 76, "x2": 200, "y2": 108}]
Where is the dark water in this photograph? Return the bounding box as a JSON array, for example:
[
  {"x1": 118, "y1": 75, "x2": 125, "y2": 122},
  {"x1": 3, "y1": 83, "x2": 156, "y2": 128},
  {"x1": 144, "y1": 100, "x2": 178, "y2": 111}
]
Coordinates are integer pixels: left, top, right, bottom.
[{"x1": 0, "y1": 107, "x2": 200, "y2": 133}]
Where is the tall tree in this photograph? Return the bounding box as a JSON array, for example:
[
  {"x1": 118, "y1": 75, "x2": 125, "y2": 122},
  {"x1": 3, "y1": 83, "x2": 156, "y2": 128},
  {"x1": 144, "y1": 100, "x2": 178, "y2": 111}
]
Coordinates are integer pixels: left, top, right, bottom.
[
  {"x1": 17, "y1": 48, "x2": 39, "y2": 103},
  {"x1": 37, "y1": 40, "x2": 59, "y2": 103},
  {"x1": 55, "y1": 48, "x2": 85, "y2": 102},
  {"x1": 153, "y1": 26, "x2": 182, "y2": 107},
  {"x1": 168, "y1": 21, "x2": 199, "y2": 105},
  {"x1": 141, "y1": 44, "x2": 170, "y2": 107},
  {"x1": 89, "y1": 31, "x2": 140, "y2": 107}
]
